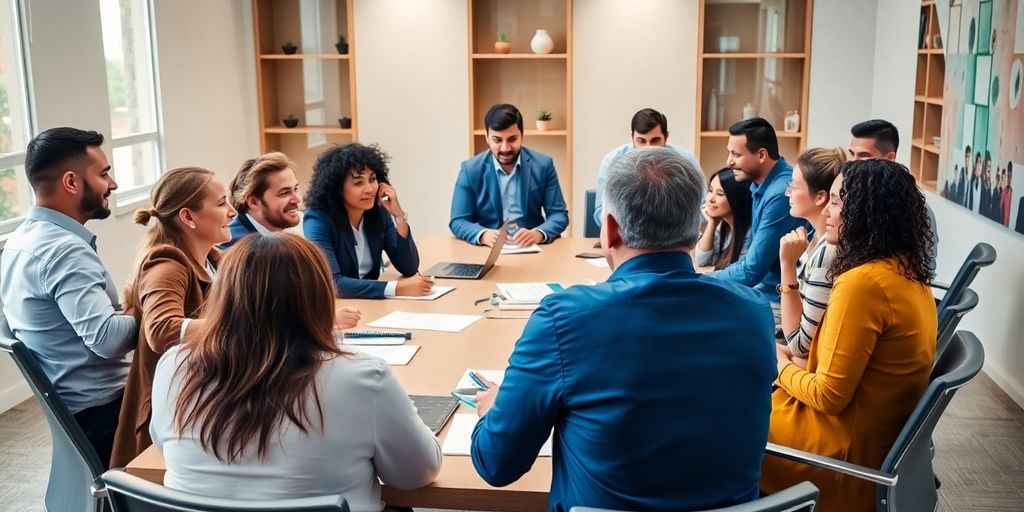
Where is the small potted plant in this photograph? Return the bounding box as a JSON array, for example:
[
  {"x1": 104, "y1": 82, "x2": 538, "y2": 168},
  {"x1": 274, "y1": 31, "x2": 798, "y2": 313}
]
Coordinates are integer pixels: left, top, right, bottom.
[
  {"x1": 494, "y1": 32, "x2": 511, "y2": 54},
  {"x1": 338, "y1": 116, "x2": 352, "y2": 129},
  {"x1": 335, "y1": 35, "x2": 349, "y2": 55},
  {"x1": 535, "y1": 108, "x2": 552, "y2": 132},
  {"x1": 283, "y1": 115, "x2": 299, "y2": 128},
  {"x1": 282, "y1": 41, "x2": 298, "y2": 55}
]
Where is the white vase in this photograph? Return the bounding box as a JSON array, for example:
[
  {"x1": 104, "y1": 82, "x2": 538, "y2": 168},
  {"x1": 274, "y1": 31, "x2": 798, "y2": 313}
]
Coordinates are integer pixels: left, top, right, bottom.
[{"x1": 531, "y1": 29, "x2": 554, "y2": 54}]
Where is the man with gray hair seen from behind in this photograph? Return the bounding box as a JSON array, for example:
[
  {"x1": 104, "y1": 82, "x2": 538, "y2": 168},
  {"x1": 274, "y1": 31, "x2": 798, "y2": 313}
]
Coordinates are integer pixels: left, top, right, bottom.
[{"x1": 469, "y1": 148, "x2": 778, "y2": 511}]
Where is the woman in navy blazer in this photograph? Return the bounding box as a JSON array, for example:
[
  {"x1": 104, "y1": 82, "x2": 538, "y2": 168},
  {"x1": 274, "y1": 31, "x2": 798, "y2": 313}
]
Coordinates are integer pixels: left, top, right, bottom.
[{"x1": 303, "y1": 143, "x2": 433, "y2": 299}]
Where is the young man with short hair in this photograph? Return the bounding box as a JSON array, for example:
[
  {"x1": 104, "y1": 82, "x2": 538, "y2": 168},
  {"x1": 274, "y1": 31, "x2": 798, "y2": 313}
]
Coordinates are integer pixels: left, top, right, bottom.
[
  {"x1": 449, "y1": 103, "x2": 568, "y2": 247},
  {"x1": 222, "y1": 152, "x2": 302, "y2": 248}
]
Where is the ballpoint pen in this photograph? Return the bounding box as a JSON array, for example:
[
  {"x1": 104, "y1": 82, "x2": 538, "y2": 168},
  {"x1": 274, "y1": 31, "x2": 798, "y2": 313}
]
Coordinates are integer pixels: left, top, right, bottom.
[
  {"x1": 451, "y1": 391, "x2": 478, "y2": 409},
  {"x1": 468, "y1": 371, "x2": 489, "y2": 390},
  {"x1": 343, "y1": 331, "x2": 413, "y2": 340}
]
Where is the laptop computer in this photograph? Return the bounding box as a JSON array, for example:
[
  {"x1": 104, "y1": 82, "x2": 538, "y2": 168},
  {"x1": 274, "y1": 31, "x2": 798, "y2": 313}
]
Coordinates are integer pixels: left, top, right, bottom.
[{"x1": 424, "y1": 223, "x2": 509, "y2": 279}]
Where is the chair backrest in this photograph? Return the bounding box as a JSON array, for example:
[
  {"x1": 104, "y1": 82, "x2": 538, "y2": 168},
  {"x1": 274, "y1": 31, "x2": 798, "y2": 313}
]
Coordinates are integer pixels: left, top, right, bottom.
[
  {"x1": 0, "y1": 314, "x2": 107, "y2": 511},
  {"x1": 935, "y1": 288, "x2": 978, "y2": 362},
  {"x1": 569, "y1": 482, "x2": 819, "y2": 512},
  {"x1": 936, "y1": 242, "x2": 995, "y2": 313},
  {"x1": 876, "y1": 331, "x2": 985, "y2": 511},
  {"x1": 584, "y1": 189, "x2": 600, "y2": 238},
  {"x1": 101, "y1": 469, "x2": 350, "y2": 512}
]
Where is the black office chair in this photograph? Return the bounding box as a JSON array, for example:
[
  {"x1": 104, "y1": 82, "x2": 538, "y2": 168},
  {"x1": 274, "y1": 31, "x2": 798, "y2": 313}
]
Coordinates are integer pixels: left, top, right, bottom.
[
  {"x1": 765, "y1": 330, "x2": 985, "y2": 512},
  {"x1": 584, "y1": 189, "x2": 600, "y2": 238},
  {"x1": 101, "y1": 468, "x2": 350, "y2": 512},
  {"x1": 935, "y1": 288, "x2": 978, "y2": 363},
  {"x1": 570, "y1": 481, "x2": 819, "y2": 512},
  {"x1": 0, "y1": 314, "x2": 108, "y2": 512},
  {"x1": 932, "y1": 242, "x2": 995, "y2": 312}
]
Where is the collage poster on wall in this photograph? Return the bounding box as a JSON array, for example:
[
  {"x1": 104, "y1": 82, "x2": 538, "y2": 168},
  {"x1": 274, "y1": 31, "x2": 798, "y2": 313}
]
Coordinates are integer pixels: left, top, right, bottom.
[{"x1": 938, "y1": 0, "x2": 1024, "y2": 234}]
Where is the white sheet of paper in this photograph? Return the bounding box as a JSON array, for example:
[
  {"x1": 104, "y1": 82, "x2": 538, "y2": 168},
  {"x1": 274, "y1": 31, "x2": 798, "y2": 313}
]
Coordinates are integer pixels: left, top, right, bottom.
[
  {"x1": 340, "y1": 344, "x2": 420, "y2": 365},
  {"x1": 502, "y1": 244, "x2": 542, "y2": 255},
  {"x1": 368, "y1": 311, "x2": 482, "y2": 333},
  {"x1": 336, "y1": 334, "x2": 407, "y2": 346},
  {"x1": 496, "y1": 283, "x2": 560, "y2": 303},
  {"x1": 584, "y1": 257, "x2": 610, "y2": 268},
  {"x1": 387, "y1": 285, "x2": 455, "y2": 301},
  {"x1": 455, "y1": 368, "x2": 505, "y2": 390},
  {"x1": 442, "y1": 414, "x2": 552, "y2": 456}
]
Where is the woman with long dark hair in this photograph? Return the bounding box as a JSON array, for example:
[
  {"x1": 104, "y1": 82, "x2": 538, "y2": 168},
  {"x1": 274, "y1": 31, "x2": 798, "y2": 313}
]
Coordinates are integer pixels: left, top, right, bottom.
[
  {"x1": 304, "y1": 143, "x2": 433, "y2": 299},
  {"x1": 695, "y1": 167, "x2": 753, "y2": 269},
  {"x1": 761, "y1": 159, "x2": 937, "y2": 511},
  {"x1": 149, "y1": 233, "x2": 441, "y2": 510}
]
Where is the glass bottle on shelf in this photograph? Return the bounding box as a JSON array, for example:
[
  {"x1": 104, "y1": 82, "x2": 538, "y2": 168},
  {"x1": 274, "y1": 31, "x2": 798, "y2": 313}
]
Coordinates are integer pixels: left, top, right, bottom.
[
  {"x1": 707, "y1": 89, "x2": 719, "y2": 131},
  {"x1": 742, "y1": 103, "x2": 756, "y2": 120}
]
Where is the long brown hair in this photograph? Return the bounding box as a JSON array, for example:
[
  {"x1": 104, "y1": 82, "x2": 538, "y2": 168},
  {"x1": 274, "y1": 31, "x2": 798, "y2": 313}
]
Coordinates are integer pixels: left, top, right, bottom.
[
  {"x1": 133, "y1": 166, "x2": 215, "y2": 248},
  {"x1": 173, "y1": 233, "x2": 346, "y2": 462}
]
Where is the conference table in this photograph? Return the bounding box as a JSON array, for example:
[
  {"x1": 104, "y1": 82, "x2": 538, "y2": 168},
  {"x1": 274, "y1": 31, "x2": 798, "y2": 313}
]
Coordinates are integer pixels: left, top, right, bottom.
[{"x1": 126, "y1": 235, "x2": 612, "y2": 511}]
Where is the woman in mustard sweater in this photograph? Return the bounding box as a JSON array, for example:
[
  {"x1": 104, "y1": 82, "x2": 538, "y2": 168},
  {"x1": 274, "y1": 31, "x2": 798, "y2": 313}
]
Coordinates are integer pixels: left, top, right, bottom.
[{"x1": 761, "y1": 159, "x2": 937, "y2": 511}]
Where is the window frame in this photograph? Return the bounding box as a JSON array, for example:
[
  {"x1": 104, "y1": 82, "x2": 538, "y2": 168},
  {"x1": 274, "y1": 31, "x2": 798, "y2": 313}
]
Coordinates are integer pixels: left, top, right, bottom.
[{"x1": 0, "y1": 0, "x2": 35, "y2": 237}]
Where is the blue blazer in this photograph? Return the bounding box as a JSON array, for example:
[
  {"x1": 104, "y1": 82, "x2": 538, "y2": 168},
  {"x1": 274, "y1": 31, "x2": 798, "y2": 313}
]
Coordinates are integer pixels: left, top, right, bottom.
[
  {"x1": 449, "y1": 147, "x2": 569, "y2": 244},
  {"x1": 220, "y1": 214, "x2": 259, "y2": 249},
  {"x1": 470, "y1": 252, "x2": 777, "y2": 512},
  {"x1": 303, "y1": 207, "x2": 419, "y2": 299}
]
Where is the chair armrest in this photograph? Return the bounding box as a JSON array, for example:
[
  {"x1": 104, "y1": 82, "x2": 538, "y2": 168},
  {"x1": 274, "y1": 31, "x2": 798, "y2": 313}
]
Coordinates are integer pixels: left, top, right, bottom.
[
  {"x1": 930, "y1": 281, "x2": 950, "y2": 291},
  {"x1": 765, "y1": 442, "x2": 898, "y2": 487},
  {"x1": 90, "y1": 476, "x2": 107, "y2": 499}
]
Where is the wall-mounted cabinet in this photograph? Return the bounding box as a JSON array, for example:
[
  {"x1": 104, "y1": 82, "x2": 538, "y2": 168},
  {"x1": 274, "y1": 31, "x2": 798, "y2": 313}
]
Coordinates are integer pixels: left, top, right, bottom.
[
  {"x1": 253, "y1": 0, "x2": 356, "y2": 181},
  {"x1": 695, "y1": 0, "x2": 813, "y2": 176},
  {"x1": 468, "y1": 0, "x2": 572, "y2": 203}
]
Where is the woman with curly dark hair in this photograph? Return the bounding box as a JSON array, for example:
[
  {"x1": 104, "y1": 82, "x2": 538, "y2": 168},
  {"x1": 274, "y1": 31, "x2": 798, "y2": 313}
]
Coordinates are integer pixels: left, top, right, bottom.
[
  {"x1": 303, "y1": 143, "x2": 433, "y2": 298},
  {"x1": 761, "y1": 159, "x2": 937, "y2": 512}
]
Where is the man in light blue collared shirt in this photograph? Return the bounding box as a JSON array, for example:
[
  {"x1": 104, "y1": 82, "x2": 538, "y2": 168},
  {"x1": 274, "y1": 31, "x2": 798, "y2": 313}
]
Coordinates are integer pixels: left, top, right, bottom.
[
  {"x1": 1, "y1": 127, "x2": 136, "y2": 467},
  {"x1": 593, "y1": 108, "x2": 700, "y2": 227}
]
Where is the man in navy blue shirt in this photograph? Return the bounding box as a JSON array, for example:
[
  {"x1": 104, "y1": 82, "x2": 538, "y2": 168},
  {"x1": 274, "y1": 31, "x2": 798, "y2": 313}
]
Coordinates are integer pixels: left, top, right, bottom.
[
  {"x1": 712, "y1": 118, "x2": 807, "y2": 321},
  {"x1": 470, "y1": 147, "x2": 777, "y2": 511}
]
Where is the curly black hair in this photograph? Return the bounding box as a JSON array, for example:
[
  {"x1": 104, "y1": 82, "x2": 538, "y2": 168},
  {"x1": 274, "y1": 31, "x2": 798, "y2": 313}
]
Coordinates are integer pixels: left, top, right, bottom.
[
  {"x1": 304, "y1": 143, "x2": 391, "y2": 231},
  {"x1": 827, "y1": 159, "x2": 935, "y2": 284}
]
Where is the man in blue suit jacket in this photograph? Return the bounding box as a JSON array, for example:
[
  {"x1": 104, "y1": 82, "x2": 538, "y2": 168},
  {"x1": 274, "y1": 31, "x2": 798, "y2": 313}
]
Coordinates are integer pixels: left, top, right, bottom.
[
  {"x1": 450, "y1": 104, "x2": 568, "y2": 246},
  {"x1": 471, "y1": 148, "x2": 777, "y2": 512}
]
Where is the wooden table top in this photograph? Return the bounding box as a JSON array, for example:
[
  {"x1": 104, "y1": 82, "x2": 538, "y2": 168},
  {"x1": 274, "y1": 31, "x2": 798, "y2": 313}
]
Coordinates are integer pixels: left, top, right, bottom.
[{"x1": 126, "y1": 236, "x2": 611, "y2": 511}]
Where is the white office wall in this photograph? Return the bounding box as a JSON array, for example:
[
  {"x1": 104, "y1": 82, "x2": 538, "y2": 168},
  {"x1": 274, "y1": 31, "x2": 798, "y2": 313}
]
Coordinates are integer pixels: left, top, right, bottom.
[
  {"x1": 573, "y1": 0, "x2": 699, "y2": 236},
  {"x1": 0, "y1": 0, "x2": 257, "y2": 413},
  {"x1": 352, "y1": 0, "x2": 469, "y2": 237}
]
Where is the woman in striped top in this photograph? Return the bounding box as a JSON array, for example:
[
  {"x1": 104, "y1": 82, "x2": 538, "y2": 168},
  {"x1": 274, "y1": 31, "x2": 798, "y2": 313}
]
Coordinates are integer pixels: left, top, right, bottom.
[{"x1": 777, "y1": 147, "x2": 846, "y2": 359}]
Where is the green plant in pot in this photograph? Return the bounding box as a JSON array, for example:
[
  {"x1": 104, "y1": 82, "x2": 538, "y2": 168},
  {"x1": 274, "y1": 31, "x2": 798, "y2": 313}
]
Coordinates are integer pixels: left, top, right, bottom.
[
  {"x1": 335, "y1": 35, "x2": 349, "y2": 55},
  {"x1": 338, "y1": 116, "x2": 352, "y2": 129},
  {"x1": 535, "y1": 108, "x2": 552, "y2": 132},
  {"x1": 282, "y1": 41, "x2": 298, "y2": 55},
  {"x1": 494, "y1": 32, "x2": 511, "y2": 54},
  {"x1": 283, "y1": 115, "x2": 299, "y2": 128}
]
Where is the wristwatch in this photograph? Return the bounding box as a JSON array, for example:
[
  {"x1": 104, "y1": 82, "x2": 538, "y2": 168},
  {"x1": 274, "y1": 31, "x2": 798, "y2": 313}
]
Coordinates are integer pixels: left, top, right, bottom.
[{"x1": 776, "y1": 282, "x2": 800, "y2": 294}]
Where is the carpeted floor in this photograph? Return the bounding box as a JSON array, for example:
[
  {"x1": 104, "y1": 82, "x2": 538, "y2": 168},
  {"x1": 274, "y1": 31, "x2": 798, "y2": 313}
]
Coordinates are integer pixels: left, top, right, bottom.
[{"x1": 1, "y1": 372, "x2": 1022, "y2": 511}]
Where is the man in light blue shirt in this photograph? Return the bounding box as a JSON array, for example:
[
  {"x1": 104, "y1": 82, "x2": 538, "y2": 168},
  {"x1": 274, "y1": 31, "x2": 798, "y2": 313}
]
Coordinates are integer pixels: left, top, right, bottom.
[
  {"x1": 1, "y1": 127, "x2": 136, "y2": 467},
  {"x1": 711, "y1": 118, "x2": 808, "y2": 322},
  {"x1": 593, "y1": 108, "x2": 699, "y2": 227}
]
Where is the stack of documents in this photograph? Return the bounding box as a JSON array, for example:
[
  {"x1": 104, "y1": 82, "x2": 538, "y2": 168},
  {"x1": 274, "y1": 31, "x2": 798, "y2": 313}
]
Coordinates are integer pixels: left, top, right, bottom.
[
  {"x1": 501, "y1": 244, "x2": 542, "y2": 255},
  {"x1": 495, "y1": 283, "x2": 563, "y2": 305}
]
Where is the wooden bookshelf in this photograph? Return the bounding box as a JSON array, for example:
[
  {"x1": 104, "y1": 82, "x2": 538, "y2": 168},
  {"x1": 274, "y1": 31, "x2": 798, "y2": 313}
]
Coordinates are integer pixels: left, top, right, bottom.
[
  {"x1": 910, "y1": 0, "x2": 944, "y2": 192},
  {"x1": 252, "y1": 0, "x2": 357, "y2": 182},
  {"x1": 467, "y1": 0, "x2": 573, "y2": 203},
  {"x1": 695, "y1": 0, "x2": 813, "y2": 176}
]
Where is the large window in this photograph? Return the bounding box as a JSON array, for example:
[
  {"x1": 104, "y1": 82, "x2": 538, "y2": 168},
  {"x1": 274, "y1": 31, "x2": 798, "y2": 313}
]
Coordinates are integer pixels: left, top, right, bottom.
[
  {"x1": 99, "y1": 0, "x2": 162, "y2": 203},
  {"x1": 0, "y1": 0, "x2": 32, "y2": 231}
]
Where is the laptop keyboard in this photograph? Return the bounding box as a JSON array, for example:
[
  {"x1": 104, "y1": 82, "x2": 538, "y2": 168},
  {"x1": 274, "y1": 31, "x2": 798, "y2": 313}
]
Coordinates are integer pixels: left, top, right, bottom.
[{"x1": 444, "y1": 263, "x2": 482, "y2": 277}]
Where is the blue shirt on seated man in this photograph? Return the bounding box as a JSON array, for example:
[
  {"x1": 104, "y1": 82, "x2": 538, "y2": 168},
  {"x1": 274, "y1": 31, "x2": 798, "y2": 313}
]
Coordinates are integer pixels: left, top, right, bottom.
[
  {"x1": 221, "y1": 151, "x2": 302, "y2": 249},
  {"x1": 449, "y1": 103, "x2": 568, "y2": 247},
  {"x1": 592, "y1": 107, "x2": 700, "y2": 227},
  {"x1": 0, "y1": 127, "x2": 137, "y2": 468},
  {"x1": 303, "y1": 143, "x2": 433, "y2": 299},
  {"x1": 711, "y1": 118, "x2": 808, "y2": 313},
  {"x1": 470, "y1": 148, "x2": 777, "y2": 512}
]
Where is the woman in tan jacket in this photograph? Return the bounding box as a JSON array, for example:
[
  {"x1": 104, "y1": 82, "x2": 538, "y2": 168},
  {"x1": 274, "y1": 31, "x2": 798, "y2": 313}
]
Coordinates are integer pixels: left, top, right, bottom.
[{"x1": 110, "y1": 167, "x2": 237, "y2": 467}]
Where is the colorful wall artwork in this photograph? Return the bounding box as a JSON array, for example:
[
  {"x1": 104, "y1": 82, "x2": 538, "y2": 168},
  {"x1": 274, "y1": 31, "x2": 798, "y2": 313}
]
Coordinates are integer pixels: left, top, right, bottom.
[{"x1": 938, "y1": 0, "x2": 1024, "y2": 234}]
